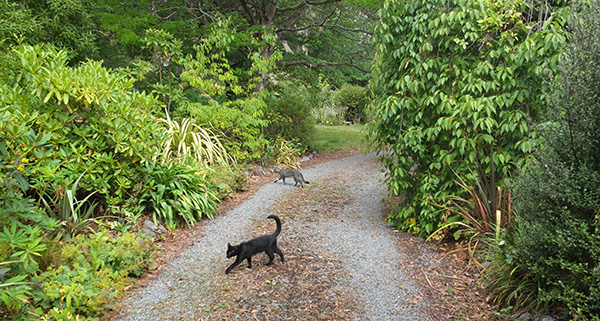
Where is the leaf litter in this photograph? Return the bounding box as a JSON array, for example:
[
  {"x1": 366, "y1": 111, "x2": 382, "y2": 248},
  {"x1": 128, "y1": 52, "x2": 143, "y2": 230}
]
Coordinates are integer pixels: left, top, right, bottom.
[{"x1": 193, "y1": 180, "x2": 358, "y2": 320}]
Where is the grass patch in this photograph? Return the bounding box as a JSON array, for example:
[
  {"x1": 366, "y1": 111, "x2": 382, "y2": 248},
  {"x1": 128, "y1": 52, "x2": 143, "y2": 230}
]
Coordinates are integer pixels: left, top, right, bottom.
[{"x1": 312, "y1": 124, "x2": 366, "y2": 152}]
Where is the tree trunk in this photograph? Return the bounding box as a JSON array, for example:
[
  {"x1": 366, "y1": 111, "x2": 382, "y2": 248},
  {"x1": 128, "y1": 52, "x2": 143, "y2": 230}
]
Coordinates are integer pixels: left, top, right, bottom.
[{"x1": 251, "y1": 1, "x2": 308, "y2": 92}]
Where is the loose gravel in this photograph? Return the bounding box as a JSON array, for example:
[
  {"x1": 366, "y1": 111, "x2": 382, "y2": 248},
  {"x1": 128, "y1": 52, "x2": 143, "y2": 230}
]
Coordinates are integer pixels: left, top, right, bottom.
[{"x1": 112, "y1": 153, "x2": 438, "y2": 320}]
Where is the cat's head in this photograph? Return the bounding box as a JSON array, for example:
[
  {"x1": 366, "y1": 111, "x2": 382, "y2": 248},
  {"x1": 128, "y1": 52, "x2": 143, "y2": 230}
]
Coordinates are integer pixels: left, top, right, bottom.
[{"x1": 226, "y1": 243, "x2": 239, "y2": 258}]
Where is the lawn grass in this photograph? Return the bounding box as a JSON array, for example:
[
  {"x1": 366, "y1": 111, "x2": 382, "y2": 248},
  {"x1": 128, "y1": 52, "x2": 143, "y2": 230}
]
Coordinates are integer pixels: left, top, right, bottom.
[{"x1": 312, "y1": 124, "x2": 366, "y2": 152}]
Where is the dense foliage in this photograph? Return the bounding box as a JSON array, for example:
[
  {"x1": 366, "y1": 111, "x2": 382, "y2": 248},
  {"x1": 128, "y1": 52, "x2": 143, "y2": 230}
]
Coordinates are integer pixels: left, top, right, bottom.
[
  {"x1": 487, "y1": 3, "x2": 600, "y2": 318},
  {"x1": 368, "y1": 0, "x2": 566, "y2": 236},
  {"x1": 0, "y1": 0, "x2": 99, "y2": 61},
  {"x1": 34, "y1": 231, "x2": 155, "y2": 318},
  {"x1": 1, "y1": 44, "x2": 165, "y2": 217},
  {"x1": 263, "y1": 78, "x2": 316, "y2": 149},
  {"x1": 0, "y1": 44, "x2": 228, "y2": 318},
  {"x1": 5, "y1": 0, "x2": 598, "y2": 319},
  {"x1": 1, "y1": 0, "x2": 376, "y2": 91}
]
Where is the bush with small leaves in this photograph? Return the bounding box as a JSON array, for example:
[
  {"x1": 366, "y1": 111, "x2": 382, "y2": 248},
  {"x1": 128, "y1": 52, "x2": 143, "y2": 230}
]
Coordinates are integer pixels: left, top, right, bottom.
[{"x1": 493, "y1": 3, "x2": 600, "y2": 317}]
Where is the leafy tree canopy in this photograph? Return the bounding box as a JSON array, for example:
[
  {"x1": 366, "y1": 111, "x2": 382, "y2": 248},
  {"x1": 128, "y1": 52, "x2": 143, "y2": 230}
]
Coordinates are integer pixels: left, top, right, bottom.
[{"x1": 97, "y1": 0, "x2": 379, "y2": 88}]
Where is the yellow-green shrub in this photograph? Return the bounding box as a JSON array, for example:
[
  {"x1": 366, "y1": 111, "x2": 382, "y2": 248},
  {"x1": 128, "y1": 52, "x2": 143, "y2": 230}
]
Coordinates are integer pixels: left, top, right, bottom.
[{"x1": 34, "y1": 231, "x2": 155, "y2": 317}]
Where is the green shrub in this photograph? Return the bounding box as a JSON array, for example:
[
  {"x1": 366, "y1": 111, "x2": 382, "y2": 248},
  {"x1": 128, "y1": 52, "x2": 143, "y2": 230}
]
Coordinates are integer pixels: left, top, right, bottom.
[
  {"x1": 263, "y1": 85, "x2": 316, "y2": 150},
  {"x1": 0, "y1": 99, "x2": 61, "y2": 231},
  {"x1": 1, "y1": 44, "x2": 164, "y2": 219},
  {"x1": 489, "y1": 2, "x2": 600, "y2": 318},
  {"x1": 140, "y1": 162, "x2": 220, "y2": 229},
  {"x1": 186, "y1": 98, "x2": 269, "y2": 162},
  {"x1": 334, "y1": 84, "x2": 367, "y2": 124},
  {"x1": 505, "y1": 158, "x2": 600, "y2": 318}
]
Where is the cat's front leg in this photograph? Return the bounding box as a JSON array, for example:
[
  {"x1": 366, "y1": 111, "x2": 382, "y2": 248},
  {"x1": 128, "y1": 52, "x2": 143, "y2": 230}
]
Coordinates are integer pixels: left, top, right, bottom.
[
  {"x1": 246, "y1": 256, "x2": 252, "y2": 268},
  {"x1": 226, "y1": 260, "x2": 241, "y2": 274}
]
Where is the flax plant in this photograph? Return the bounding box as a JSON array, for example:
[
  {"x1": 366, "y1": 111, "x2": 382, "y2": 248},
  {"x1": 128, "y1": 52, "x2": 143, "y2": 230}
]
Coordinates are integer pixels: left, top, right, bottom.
[
  {"x1": 42, "y1": 172, "x2": 98, "y2": 239},
  {"x1": 426, "y1": 158, "x2": 541, "y2": 312},
  {"x1": 428, "y1": 156, "x2": 514, "y2": 266},
  {"x1": 159, "y1": 112, "x2": 231, "y2": 167},
  {"x1": 261, "y1": 137, "x2": 302, "y2": 168}
]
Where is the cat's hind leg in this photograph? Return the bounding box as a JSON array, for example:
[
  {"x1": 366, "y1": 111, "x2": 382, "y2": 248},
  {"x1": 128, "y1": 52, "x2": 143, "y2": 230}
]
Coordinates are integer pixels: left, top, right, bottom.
[
  {"x1": 265, "y1": 250, "x2": 275, "y2": 265},
  {"x1": 274, "y1": 245, "x2": 284, "y2": 263}
]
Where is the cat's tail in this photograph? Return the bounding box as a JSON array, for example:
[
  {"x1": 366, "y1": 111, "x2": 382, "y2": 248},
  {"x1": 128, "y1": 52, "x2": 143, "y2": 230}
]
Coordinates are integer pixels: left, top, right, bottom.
[
  {"x1": 300, "y1": 173, "x2": 310, "y2": 184},
  {"x1": 267, "y1": 215, "x2": 282, "y2": 237}
]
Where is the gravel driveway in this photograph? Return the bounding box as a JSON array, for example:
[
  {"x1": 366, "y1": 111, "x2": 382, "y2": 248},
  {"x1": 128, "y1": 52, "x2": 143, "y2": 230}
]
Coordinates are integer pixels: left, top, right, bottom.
[{"x1": 111, "y1": 153, "x2": 439, "y2": 320}]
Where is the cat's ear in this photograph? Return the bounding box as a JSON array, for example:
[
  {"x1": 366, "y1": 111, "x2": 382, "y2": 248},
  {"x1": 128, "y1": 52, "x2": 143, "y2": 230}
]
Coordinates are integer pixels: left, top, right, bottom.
[{"x1": 227, "y1": 243, "x2": 232, "y2": 248}]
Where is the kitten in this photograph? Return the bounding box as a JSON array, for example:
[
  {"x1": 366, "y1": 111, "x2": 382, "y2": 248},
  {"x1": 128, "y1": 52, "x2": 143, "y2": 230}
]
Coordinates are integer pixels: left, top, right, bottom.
[
  {"x1": 274, "y1": 168, "x2": 310, "y2": 188},
  {"x1": 225, "y1": 215, "x2": 285, "y2": 274}
]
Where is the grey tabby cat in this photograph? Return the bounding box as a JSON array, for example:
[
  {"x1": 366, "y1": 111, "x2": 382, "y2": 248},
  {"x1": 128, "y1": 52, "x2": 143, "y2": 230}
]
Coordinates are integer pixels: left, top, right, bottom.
[{"x1": 274, "y1": 168, "x2": 310, "y2": 188}]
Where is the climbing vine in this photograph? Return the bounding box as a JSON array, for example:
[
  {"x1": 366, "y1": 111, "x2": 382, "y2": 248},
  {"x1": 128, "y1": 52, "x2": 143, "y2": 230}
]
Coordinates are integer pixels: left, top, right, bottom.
[{"x1": 368, "y1": 0, "x2": 567, "y2": 236}]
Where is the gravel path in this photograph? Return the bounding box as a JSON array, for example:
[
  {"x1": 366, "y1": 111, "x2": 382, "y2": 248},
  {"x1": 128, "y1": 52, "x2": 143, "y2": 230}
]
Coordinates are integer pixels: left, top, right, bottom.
[{"x1": 112, "y1": 153, "x2": 437, "y2": 320}]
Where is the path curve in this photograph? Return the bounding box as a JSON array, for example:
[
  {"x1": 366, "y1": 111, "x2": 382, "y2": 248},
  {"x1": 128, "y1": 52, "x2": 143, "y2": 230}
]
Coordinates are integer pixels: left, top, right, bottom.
[{"x1": 112, "y1": 153, "x2": 439, "y2": 320}]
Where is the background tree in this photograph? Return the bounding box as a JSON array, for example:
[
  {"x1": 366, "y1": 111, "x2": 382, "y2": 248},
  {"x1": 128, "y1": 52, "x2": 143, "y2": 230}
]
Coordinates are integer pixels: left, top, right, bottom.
[
  {"x1": 1, "y1": 0, "x2": 100, "y2": 62},
  {"x1": 271, "y1": 1, "x2": 376, "y2": 87},
  {"x1": 191, "y1": 0, "x2": 375, "y2": 90},
  {"x1": 93, "y1": 0, "x2": 377, "y2": 89},
  {"x1": 96, "y1": 0, "x2": 206, "y2": 68},
  {"x1": 367, "y1": 0, "x2": 567, "y2": 236}
]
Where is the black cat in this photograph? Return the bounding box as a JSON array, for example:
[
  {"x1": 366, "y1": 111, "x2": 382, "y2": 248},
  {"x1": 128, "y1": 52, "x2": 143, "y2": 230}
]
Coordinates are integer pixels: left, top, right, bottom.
[{"x1": 225, "y1": 215, "x2": 285, "y2": 274}]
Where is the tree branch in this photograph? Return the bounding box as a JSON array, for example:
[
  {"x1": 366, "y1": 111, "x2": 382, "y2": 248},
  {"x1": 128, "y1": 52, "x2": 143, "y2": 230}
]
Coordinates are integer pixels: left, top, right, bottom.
[
  {"x1": 277, "y1": 0, "x2": 341, "y2": 13},
  {"x1": 278, "y1": 23, "x2": 373, "y2": 36},
  {"x1": 277, "y1": 60, "x2": 370, "y2": 73},
  {"x1": 238, "y1": 0, "x2": 257, "y2": 25},
  {"x1": 276, "y1": 9, "x2": 335, "y2": 34}
]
